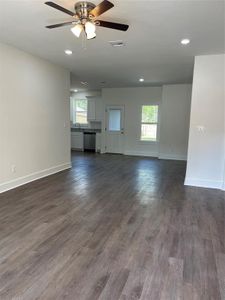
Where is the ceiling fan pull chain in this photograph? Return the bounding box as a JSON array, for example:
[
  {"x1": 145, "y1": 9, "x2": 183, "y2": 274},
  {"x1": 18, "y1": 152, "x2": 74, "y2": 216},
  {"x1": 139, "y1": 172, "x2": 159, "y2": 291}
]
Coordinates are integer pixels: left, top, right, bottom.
[{"x1": 82, "y1": 30, "x2": 87, "y2": 50}]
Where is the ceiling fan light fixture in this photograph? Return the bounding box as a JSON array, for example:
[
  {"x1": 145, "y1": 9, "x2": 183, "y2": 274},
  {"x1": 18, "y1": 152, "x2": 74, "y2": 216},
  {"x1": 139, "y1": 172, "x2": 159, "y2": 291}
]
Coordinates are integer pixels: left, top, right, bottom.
[
  {"x1": 71, "y1": 24, "x2": 83, "y2": 38},
  {"x1": 85, "y1": 21, "x2": 96, "y2": 39},
  {"x1": 86, "y1": 31, "x2": 96, "y2": 40}
]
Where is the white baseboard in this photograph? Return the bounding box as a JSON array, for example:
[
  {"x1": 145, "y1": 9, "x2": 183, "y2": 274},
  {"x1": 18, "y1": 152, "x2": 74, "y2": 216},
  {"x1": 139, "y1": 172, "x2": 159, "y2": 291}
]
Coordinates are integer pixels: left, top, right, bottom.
[
  {"x1": 158, "y1": 154, "x2": 187, "y2": 161},
  {"x1": 124, "y1": 150, "x2": 158, "y2": 158},
  {"x1": 184, "y1": 178, "x2": 223, "y2": 190},
  {"x1": 104, "y1": 150, "x2": 186, "y2": 161},
  {"x1": 0, "y1": 162, "x2": 71, "y2": 194}
]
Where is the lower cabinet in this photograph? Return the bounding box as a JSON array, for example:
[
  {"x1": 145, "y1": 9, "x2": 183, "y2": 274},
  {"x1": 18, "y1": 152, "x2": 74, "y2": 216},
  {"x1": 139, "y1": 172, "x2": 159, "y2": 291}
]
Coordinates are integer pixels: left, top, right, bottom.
[
  {"x1": 96, "y1": 133, "x2": 101, "y2": 152},
  {"x1": 71, "y1": 131, "x2": 101, "y2": 152},
  {"x1": 71, "y1": 132, "x2": 83, "y2": 150}
]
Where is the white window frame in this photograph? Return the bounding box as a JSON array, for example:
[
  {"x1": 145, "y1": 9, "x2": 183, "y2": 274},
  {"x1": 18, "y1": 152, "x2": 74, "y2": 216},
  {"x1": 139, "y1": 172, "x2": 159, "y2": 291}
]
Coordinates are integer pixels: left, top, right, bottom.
[
  {"x1": 71, "y1": 99, "x2": 89, "y2": 127},
  {"x1": 140, "y1": 104, "x2": 160, "y2": 143}
]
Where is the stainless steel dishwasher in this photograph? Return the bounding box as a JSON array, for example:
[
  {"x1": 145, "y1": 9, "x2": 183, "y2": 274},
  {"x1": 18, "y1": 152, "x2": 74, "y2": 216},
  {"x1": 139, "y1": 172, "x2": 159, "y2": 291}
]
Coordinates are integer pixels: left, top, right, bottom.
[{"x1": 83, "y1": 132, "x2": 96, "y2": 152}]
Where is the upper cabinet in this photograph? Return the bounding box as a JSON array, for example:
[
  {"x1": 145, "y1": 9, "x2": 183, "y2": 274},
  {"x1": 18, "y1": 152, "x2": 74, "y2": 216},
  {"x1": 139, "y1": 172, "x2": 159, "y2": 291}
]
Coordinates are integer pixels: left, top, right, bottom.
[
  {"x1": 87, "y1": 97, "x2": 103, "y2": 122},
  {"x1": 87, "y1": 99, "x2": 96, "y2": 121},
  {"x1": 95, "y1": 98, "x2": 103, "y2": 121}
]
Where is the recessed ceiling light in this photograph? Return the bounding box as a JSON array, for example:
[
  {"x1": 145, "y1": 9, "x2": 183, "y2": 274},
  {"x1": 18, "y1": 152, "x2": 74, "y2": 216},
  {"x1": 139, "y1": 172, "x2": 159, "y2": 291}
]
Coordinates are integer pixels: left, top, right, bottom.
[
  {"x1": 74, "y1": 89, "x2": 78, "y2": 92},
  {"x1": 139, "y1": 78, "x2": 144, "y2": 82},
  {"x1": 181, "y1": 39, "x2": 190, "y2": 45},
  {"x1": 65, "y1": 49, "x2": 72, "y2": 55}
]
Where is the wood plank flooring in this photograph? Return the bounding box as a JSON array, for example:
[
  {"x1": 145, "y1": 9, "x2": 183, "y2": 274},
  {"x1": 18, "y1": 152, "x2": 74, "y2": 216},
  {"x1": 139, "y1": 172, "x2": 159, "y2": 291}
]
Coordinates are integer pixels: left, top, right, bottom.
[{"x1": 0, "y1": 152, "x2": 224, "y2": 300}]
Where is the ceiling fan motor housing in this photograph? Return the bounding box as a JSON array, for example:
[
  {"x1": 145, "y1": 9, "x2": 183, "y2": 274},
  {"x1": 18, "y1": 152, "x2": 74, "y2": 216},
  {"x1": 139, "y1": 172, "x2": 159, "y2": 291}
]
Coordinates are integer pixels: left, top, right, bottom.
[{"x1": 75, "y1": 2, "x2": 96, "y2": 19}]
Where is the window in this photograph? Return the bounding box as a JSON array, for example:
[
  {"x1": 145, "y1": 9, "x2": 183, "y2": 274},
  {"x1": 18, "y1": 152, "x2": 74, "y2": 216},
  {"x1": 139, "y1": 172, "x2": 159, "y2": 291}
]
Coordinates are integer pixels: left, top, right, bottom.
[
  {"x1": 140, "y1": 105, "x2": 159, "y2": 141},
  {"x1": 72, "y1": 99, "x2": 88, "y2": 125},
  {"x1": 108, "y1": 109, "x2": 121, "y2": 131}
]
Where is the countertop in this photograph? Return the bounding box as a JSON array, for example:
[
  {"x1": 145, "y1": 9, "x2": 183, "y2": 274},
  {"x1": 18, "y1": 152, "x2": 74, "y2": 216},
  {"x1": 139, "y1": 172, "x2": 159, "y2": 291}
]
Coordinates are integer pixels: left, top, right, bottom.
[{"x1": 71, "y1": 128, "x2": 101, "y2": 133}]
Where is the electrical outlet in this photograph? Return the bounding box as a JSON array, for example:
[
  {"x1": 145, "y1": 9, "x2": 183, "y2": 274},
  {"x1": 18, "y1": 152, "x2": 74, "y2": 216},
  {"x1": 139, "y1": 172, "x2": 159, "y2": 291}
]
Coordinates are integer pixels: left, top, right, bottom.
[{"x1": 11, "y1": 165, "x2": 16, "y2": 173}]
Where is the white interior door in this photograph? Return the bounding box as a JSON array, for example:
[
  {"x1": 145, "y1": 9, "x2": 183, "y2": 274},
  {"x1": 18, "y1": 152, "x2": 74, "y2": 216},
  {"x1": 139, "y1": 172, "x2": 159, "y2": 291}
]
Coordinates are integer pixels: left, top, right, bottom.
[{"x1": 105, "y1": 106, "x2": 124, "y2": 154}]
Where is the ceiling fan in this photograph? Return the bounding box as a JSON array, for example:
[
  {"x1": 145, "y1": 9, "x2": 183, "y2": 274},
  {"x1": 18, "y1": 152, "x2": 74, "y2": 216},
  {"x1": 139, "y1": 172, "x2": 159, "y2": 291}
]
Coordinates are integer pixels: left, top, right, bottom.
[{"x1": 45, "y1": 0, "x2": 129, "y2": 40}]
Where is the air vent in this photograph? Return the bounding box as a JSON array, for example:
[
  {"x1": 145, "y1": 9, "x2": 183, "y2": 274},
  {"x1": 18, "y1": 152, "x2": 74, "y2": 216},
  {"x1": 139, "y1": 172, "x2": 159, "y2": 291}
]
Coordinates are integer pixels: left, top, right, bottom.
[{"x1": 109, "y1": 40, "x2": 125, "y2": 47}]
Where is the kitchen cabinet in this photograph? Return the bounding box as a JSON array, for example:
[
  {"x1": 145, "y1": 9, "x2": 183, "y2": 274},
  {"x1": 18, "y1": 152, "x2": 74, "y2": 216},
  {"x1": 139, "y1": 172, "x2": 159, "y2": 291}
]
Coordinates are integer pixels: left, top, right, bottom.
[
  {"x1": 95, "y1": 98, "x2": 103, "y2": 121},
  {"x1": 87, "y1": 100, "x2": 96, "y2": 121},
  {"x1": 96, "y1": 133, "x2": 101, "y2": 152},
  {"x1": 71, "y1": 132, "x2": 83, "y2": 150},
  {"x1": 87, "y1": 97, "x2": 103, "y2": 122}
]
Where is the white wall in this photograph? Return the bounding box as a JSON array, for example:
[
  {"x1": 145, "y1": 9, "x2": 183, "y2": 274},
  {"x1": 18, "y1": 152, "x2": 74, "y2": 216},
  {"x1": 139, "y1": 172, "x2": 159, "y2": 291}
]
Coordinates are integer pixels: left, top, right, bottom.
[
  {"x1": 159, "y1": 84, "x2": 192, "y2": 160},
  {"x1": 185, "y1": 54, "x2": 225, "y2": 190},
  {"x1": 224, "y1": 55, "x2": 225, "y2": 191},
  {"x1": 223, "y1": 162, "x2": 225, "y2": 190},
  {"x1": 0, "y1": 43, "x2": 71, "y2": 193},
  {"x1": 102, "y1": 87, "x2": 162, "y2": 157},
  {"x1": 102, "y1": 85, "x2": 192, "y2": 158}
]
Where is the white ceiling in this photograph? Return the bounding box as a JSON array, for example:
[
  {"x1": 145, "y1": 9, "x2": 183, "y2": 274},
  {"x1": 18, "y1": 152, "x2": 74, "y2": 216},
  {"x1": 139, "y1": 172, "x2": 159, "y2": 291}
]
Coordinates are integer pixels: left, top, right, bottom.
[{"x1": 0, "y1": 0, "x2": 224, "y2": 90}]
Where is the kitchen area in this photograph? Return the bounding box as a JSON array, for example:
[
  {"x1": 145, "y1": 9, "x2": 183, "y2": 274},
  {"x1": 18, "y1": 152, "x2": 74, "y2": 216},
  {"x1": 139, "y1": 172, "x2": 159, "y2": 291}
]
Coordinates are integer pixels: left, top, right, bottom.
[{"x1": 70, "y1": 92, "x2": 103, "y2": 153}]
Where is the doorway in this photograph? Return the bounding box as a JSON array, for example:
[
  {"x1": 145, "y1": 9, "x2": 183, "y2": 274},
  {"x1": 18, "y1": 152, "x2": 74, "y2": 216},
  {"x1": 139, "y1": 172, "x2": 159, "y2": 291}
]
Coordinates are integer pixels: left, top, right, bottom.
[{"x1": 105, "y1": 105, "x2": 124, "y2": 154}]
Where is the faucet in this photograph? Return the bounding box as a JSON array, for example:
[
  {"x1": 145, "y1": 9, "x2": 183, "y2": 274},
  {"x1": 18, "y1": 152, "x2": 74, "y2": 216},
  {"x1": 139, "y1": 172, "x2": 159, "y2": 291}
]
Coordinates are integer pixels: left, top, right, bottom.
[{"x1": 75, "y1": 123, "x2": 81, "y2": 130}]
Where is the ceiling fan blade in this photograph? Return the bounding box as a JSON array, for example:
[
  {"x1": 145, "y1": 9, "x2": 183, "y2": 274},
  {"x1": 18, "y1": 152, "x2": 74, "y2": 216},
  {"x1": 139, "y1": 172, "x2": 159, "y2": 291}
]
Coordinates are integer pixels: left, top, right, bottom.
[
  {"x1": 45, "y1": 1, "x2": 75, "y2": 16},
  {"x1": 46, "y1": 21, "x2": 75, "y2": 29},
  {"x1": 89, "y1": 0, "x2": 114, "y2": 18},
  {"x1": 96, "y1": 20, "x2": 129, "y2": 31}
]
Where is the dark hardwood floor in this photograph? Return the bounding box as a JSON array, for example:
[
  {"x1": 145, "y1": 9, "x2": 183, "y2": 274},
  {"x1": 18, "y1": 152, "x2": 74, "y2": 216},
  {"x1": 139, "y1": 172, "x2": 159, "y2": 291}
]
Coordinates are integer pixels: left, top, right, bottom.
[{"x1": 0, "y1": 152, "x2": 224, "y2": 300}]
